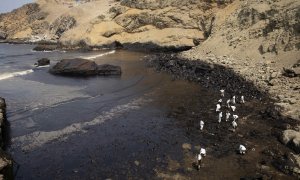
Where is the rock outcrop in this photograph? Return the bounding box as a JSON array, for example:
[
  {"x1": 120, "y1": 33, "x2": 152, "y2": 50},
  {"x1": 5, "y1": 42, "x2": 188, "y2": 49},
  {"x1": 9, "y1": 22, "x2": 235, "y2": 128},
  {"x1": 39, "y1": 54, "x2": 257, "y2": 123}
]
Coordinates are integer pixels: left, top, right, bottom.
[
  {"x1": 0, "y1": 98, "x2": 13, "y2": 180},
  {"x1": 0, "y1": 0, "x2": 223, "y2": 49},
  {"x1": 0, "y1": 31, "x2": 7, "y2": 40},
  {"x1": 49, "y1": 58, "x2": 121, "y2": 76},
  {"x1": 0, "y1": 98, "x2": 6, "y2": 148},
  {"x1": 50, "y1": 15, "x2": 76, "y2": 39},
  {"x1": 281, "y1": 129, "x2": 300, "y2": 153}
]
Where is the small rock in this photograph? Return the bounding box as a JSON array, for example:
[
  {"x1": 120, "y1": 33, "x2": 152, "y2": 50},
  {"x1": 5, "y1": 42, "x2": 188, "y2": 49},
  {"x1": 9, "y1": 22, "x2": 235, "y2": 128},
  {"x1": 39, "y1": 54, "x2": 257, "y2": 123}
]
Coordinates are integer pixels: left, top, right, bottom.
[
  {"x1": 228, "y1": 128, "x2": 236, "y2": 132},
  {"x1": 268, "y1": 79, "x2": 276, "y2": 86},
  {"x1": 35, "y1": 58, "x2": 50, "y2": 67},
  {"x1": 134, "y1": 160, "x2": 140, "y2": 166},
  {"x1": 288, "y1": 98, "x2": 296, "y2": 105},
  {"x1": 270, "y1": 72, "x2": 278, "y2": 79},
  {"x1": 182, "y1": 143, "x2": 192, "y2": 150},
  {"x1": 261, "y1": 165, "x2": 271, "y2": 171},
  {"x1": 186, "y1": 167, "x2": 193, "y2": 172}
]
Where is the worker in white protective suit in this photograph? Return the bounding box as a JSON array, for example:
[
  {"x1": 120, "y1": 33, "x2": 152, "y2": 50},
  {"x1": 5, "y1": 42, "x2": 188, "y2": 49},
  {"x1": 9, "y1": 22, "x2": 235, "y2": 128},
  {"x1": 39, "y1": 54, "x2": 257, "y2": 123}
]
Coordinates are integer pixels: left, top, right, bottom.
[
  {"x1": 200, "y1": 148, "x2": 206, "y2": 156},
  {"x1": 197, "y1": 153, "x2": 202, "y2": 170},
  {"x1": 226, "y1": 99, "x2": 231, "y2": 108},
  {"x1": 216, "y1": 104, "x2": 221, "y2": 112},
  {"x1": 232, "y1": 120, "x2": 237, "y2": 129},
  {"x1": 231, "y1": 105, "x2": 236, "y2": 112},
  {"x1": 226, "y1": 111, "x2": 231, "y2": 121},
  {"x1": 239, "y1": 144, "x2": 246, "y2": 155},
  {"x1": 232, "y1": 96, "x2": 236, "y2": 104},
  {"x1": 200, "y1": 120, "x2": 204, "y2": 131},
  {"x1": 233, "y1": 114, "x2": 238, "y2": 121},
  {"x1": 218, "y1": 112, "x2": 223, "y2": 123},
  {"x1": 240, "y1": 96, "x2": 245, "y2": 104},
  {"x1": 220, "y1": 89, "x2": 225, "y2": 97}
]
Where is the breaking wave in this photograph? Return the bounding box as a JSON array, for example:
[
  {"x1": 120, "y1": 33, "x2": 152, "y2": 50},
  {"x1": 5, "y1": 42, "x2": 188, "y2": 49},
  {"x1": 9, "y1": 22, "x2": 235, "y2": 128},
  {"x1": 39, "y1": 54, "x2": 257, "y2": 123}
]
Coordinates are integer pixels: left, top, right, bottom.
[
  {"x1": 12, "y1": 96, "x2": 152, "y2": 151},
  {"x1": 0, "y1": 69, "x2": 34, "y2": 81}
]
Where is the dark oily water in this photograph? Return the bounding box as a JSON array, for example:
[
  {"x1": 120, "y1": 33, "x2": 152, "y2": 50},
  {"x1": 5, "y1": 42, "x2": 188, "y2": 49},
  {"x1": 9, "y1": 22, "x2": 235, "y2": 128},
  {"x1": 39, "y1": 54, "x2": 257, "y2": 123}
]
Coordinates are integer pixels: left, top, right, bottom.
[
  {"x1": 0, "y1": 44, "x2": 216, "y2": 179},
  {"x1": 0, "y1": 44, "x2": 285, "y2": 179}
]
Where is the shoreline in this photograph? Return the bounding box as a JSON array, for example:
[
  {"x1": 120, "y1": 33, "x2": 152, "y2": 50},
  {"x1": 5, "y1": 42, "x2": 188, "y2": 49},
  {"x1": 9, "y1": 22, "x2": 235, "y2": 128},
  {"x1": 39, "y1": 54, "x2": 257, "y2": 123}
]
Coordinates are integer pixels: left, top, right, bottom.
[
  {"x1": 144, "y1": 53, "x2": 300, "y2": 178},
  {"x1": 0, "y1": 40, "x2": 193, "y2": 53},
  {"x1": 179, "y1": 50, "x2": 300, "y2": 121}
]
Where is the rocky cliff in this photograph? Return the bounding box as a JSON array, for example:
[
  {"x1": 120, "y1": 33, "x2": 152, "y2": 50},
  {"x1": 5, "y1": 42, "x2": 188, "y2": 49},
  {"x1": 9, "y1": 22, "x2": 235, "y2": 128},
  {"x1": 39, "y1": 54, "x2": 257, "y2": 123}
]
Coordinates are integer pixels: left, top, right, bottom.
[
  {"x1": 0, "y1": 98, "x2": 13, "y2": 180},
  {"x1": 0, "y1": 0, "x2": 230, "y2": 49}
]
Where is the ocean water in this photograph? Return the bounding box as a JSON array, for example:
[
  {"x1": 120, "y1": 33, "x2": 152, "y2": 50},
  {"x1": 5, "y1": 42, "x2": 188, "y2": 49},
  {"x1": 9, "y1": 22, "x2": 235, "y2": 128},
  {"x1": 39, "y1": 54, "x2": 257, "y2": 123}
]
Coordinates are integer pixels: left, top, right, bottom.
[{"x1": 0, "y1": 43, "x2": 218, "y2": 179}]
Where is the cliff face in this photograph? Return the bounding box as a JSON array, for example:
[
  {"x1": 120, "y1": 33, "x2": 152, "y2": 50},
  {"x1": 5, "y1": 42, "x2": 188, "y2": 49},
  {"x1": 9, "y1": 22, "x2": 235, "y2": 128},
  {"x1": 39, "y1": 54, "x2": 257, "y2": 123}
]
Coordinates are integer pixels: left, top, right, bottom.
[
  {"x1": 0, "y1": 3, "x2": 46, "y2": 40},
  {"x1": 0, "y1": 0, "x2": 299, "y2": 64},
  {"x1": 0, "y1": 0, "x2": 228, "y2": 49}
]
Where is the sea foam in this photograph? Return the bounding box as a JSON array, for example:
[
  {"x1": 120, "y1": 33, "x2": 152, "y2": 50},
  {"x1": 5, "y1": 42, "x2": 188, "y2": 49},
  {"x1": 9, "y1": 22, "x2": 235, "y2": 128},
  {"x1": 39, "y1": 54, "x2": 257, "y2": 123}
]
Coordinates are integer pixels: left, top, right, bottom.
[
  {"x1": 80, "y1": 50, "x2": 116, "y2": 60},
  {"x1": 0, "y1": 69, "x2": 34, "y2": 81},
  {"x1": 12, "y1": 95, "x2": 152, "y2": 151}
]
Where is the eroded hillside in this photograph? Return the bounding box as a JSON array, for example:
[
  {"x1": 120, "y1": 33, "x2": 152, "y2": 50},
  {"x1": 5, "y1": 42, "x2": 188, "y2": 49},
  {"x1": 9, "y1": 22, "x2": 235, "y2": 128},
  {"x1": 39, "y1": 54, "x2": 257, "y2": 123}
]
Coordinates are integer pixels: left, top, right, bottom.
[
  {"x1": 181, "y1": 0, "x2": 300, "y2": 120},
  {"x1": 0, "y1": 0, "x2": 232, "y2": 49}
]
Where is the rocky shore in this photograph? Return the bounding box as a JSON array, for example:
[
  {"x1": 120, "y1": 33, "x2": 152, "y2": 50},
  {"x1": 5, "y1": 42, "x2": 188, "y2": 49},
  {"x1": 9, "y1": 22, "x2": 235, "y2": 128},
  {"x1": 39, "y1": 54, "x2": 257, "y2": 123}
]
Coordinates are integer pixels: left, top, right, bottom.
[
  {"x1": 0, "y1": 98, "x2": 13, "y2": 180},
  {"x1": 144, "y1": 52, "x2": 300, "y2": 178}
]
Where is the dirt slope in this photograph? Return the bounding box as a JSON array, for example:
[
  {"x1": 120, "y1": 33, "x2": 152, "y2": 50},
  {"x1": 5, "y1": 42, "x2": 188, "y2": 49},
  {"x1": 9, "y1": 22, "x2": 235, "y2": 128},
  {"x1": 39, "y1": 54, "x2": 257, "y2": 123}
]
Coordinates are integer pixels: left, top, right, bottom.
[{"x1": 181, "y1": 0, "x2": 300, "y2": 120}]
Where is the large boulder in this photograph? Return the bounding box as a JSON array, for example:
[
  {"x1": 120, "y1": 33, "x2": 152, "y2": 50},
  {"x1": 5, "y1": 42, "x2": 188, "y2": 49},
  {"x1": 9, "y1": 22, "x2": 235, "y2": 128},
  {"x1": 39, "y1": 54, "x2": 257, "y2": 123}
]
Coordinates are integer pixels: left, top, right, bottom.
[
  {"x1": 50, "y1": 59, "x2": 98, "y2": 76},
  {"x1": 49, "y1": 59, "x2": 121, "y2": 76},
  {"x1": 34, "y1": 58, "x2": 50, "y2": 67}
]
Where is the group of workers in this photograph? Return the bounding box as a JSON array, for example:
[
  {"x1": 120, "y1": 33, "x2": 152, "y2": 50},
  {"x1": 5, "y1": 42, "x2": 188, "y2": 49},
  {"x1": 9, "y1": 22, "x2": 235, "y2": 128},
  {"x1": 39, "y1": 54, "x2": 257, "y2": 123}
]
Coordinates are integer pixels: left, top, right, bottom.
[{"x1": 197, "y1": 89, "x2": 247, "y2": 170}]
